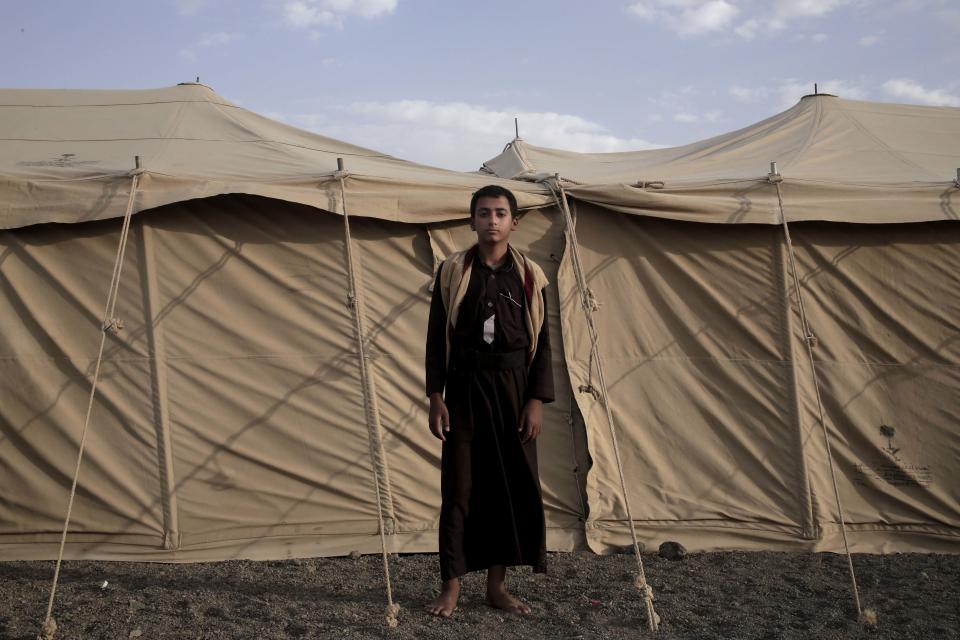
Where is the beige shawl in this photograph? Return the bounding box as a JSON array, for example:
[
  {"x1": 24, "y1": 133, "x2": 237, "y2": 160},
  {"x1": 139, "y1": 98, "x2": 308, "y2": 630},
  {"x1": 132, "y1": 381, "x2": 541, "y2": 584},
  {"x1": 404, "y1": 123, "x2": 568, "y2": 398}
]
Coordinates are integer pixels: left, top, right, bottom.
[{"x1": 438, "y1": 244, "x2": 548, "y2": 367}]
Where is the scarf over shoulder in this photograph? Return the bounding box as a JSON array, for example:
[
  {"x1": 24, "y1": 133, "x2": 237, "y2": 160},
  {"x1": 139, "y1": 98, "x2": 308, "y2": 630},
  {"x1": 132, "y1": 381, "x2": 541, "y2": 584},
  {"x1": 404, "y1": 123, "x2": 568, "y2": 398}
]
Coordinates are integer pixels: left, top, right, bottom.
[{"x1": 438, "y1": 244, "x2": 549, "y2": 367}]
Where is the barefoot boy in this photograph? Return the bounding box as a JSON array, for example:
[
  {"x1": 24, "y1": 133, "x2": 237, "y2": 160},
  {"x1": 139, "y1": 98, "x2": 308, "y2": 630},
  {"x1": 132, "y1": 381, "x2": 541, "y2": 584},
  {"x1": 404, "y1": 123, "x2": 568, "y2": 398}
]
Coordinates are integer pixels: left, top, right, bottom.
[{"x1": 424, "y1": 185, "x2": 554, "y2": 617}]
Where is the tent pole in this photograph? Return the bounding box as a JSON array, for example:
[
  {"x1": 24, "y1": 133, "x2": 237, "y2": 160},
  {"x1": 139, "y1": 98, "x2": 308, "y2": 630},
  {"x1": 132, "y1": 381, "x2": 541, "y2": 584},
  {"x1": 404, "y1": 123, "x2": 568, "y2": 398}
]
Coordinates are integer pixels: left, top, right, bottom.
[
  {"x1": 334, "y1": 158, "x2": 400, "y2": 628},
  {"x1": 139, "y1": 218, "x2": 180, "y2": 550},
  {"x1": 39, "y1": 157, "x2": 144, "y2": 640},
  {"x1": 773, "y1": 215, "x2": 817, "y2": 538}
]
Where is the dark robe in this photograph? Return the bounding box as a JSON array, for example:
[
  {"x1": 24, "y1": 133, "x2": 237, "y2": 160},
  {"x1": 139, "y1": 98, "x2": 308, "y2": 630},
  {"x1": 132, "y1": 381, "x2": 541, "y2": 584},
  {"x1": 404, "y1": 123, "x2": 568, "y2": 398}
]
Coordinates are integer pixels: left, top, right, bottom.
[{"x1": 426, "y1": 249, "x2": 554, "y2": 580}]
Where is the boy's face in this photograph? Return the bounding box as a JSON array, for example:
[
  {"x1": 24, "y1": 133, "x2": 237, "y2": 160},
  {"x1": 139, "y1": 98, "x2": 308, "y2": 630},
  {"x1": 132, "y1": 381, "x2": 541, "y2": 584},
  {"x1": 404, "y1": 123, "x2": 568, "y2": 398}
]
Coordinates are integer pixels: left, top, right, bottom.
[{"x1": 471, "y1": 195, "x2": 518, "y2": 243}]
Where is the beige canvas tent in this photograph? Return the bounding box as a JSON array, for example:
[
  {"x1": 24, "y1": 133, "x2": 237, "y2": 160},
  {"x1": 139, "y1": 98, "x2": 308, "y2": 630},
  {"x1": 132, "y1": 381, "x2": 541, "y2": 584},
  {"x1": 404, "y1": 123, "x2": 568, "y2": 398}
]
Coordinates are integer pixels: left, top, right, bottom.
[
  {"x1": 1, "y1": 85, "x2": 958, "y2": 564},
  {"x1": 0, "y1": 84, "x2": 587, "y2": 562},
  {"x1": 481, "y1": 93, "x2": 960, "y2": 553}
]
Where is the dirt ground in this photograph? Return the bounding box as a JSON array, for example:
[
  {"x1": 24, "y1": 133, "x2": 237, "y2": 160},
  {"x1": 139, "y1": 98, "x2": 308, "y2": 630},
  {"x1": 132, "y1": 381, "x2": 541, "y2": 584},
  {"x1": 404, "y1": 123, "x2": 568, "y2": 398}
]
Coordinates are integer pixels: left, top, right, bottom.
[{"x1": 1, "y1": 551, "x2": 958, "y2": 639}]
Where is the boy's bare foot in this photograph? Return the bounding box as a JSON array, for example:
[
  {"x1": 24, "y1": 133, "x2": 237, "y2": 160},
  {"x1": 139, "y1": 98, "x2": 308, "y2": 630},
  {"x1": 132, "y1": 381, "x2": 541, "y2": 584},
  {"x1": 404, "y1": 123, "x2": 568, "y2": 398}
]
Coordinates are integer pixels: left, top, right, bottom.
[
  {"x1": 485, "y1": 585, "x2": 531, "y2": 614},
  {"x1": 425, "y1": 578, "x2": 460, "y2": 617},
  {"x1": 485, "y1": 565, "x2": 531, "y2": 614}
]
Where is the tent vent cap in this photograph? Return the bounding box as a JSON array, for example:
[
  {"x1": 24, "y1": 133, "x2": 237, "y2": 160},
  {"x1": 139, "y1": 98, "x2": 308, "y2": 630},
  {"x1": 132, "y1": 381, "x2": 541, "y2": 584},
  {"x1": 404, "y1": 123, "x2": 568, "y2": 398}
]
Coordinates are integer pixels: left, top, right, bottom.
[{"x1": 768, "y1": 162, "x2": 782, "y2": 183}]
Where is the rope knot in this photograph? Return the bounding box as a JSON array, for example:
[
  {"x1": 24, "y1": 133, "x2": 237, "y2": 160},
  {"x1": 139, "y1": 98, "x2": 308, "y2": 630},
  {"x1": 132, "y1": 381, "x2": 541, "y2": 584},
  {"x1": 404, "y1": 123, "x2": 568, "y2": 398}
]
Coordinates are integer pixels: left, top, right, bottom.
[
  {"x1": 632, "y1": 574, "x2": 656, "y2": 599},
  {"x1": 578, "y1": 384, "x2": 601, "y2": 401},
  {"x1": 583, "y1": 288, "x2": 601, "y2": 312},
  {"x1": 382, "y1": 518, "x2": 396, "y2": 535},
  {"x1": 332, "y1": 170, "x2": 350, "y2": 180},
  {"x1": 38, "y1": 616, "x2": 57, "y2": 640},
  {"x1": 101, "y1": 318, "x2": 124, "y2": 333},
  {"x1": 804, "y1": 333, "x2": 819, "y2": 348},
  {"x1": 127, "y1": 168, "x2": 146, "y2": 177},
  {"x1": 385, "y1": 603, "x2": 401, "y2": 628},
  {"x1": 767, "y1": 173, "x2": 783, "y2": 184}
]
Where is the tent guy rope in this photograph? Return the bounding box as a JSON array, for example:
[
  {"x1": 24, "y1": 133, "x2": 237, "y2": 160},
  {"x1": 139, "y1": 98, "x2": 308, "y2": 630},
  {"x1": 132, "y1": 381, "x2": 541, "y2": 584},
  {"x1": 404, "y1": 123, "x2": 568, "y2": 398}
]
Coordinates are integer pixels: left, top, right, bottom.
[
  {"x1": 769, "y1": 165, "x2": 865, "y2": 620},
  {"x1": 38, "y1": 158, "x2": 143, "y2": 640},
  {"x1": 334, "y1": 159, "x2": 401, "y2": 629},
  {"x1": 543, "y1": 175, "x2": 661, "y2": 633}
]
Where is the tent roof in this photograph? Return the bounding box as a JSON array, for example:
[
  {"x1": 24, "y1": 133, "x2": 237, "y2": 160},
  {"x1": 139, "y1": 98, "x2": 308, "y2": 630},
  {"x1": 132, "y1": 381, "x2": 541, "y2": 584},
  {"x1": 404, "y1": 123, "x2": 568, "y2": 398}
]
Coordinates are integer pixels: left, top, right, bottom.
[
  {"x1": 481, "y1": 95, "x2": 960, "y2": 224},
  {"x1": 0, "y1": 84, "x2": 549, "y2": 230}
]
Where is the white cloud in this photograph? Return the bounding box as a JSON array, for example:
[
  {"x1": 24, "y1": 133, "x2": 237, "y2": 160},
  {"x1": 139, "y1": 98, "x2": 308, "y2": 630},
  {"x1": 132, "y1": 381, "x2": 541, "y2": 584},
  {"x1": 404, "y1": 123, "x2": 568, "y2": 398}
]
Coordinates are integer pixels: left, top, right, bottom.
[
  {"x1": 858, "y1": 31, "x2": 884, "y2": 46},
  {"x1": 778, "y1": 79, "x2": 868, "y2": 107},
  {"x1": 626, "y1": 1, "x2": 657, "y2": 19},
  {"x1": 628, "y1": 0, "x2": 855, "y2": 39},
  {"x1": 729, "y1": 86, "x2": 769, "y2": 102},
  {"x1": 673, "y1": 110, "x2": 721, "y2": 123},
  {"x1": 882, "y1": 79, "x2": 960, "y2": 106},
  {"x1": 175, "y1": 0, "x2": 209, "y2": 16},
  {"x1": 774, "y1": 0, "x2": 848, "y2": 19},
  {"x1": 198, "y1": 31, "x2": 240, "y2": 47},
  {"x1": 289, "y1": 100, "x2": 659, "y2": 170},
  {"x1": 628, "y1": 0, "x2": 739, "y2": 36},
  {"x1": 734, "y1": 17, "x2": 760, "y2": 38},
  {"x1": 811, "y1": 32, "x2": 828, "y2": 42},
  {"x1": 283, "y1": 0, "x2": 397, "y2": 28},
  {"x1": 731, "y1": 0, "x2": 854, "y2": 39},
  {"x1": 678, "y1": 0, "x2": 740, "y2": 34},
  {"x1": 179, "y1": 31, "x2": 241, "y2": 62}
]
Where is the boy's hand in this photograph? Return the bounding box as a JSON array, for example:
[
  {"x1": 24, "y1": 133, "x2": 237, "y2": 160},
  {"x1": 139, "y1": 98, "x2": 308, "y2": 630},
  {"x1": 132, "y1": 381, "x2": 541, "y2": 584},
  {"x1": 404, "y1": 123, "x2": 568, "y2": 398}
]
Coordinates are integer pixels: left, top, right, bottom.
[
  {"x1": 519, "y1": 398, "x2": 543, "y2": 444},
  {"x1": 429, "y1": 393, "x2": 450, "y2": 441}
]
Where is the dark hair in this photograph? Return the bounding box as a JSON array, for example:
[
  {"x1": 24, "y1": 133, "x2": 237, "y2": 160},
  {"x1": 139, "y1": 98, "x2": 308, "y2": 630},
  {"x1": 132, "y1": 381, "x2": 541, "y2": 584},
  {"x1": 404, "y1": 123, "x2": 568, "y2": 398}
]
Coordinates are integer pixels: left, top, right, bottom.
[{"x1": 470, "y1": 185, "x2": 518, "y2": 219}]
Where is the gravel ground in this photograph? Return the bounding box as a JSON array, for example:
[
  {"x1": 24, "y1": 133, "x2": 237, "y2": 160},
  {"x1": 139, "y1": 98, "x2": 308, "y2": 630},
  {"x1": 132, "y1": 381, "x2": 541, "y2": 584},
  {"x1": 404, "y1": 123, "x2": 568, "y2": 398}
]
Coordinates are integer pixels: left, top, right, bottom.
[{"x1": 1, "y1": 551, "x2": 958, "y2": 639}]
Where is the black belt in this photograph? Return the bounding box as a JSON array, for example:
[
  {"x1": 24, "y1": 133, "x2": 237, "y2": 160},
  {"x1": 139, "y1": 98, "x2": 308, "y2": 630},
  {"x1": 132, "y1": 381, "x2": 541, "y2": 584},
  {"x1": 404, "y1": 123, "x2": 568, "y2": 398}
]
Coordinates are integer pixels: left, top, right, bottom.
[{"x1": 452, "y1": 348, "x2": 526, "y2": 371}]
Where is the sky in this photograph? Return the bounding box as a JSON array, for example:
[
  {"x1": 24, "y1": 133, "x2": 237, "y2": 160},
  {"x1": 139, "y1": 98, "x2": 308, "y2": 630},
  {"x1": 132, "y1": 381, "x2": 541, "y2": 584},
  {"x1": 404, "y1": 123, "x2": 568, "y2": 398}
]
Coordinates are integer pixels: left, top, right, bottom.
[{"x1": 2, "y1": 0, "x2": 959, "y2": 171}]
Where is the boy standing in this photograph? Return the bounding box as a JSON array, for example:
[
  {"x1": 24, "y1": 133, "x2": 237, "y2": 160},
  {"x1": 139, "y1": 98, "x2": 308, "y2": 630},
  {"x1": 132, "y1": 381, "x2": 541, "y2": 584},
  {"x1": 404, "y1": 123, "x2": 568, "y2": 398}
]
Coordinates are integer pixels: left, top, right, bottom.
[{"x1": 424, "y1": 185, "x2": 554, "y2": 617}]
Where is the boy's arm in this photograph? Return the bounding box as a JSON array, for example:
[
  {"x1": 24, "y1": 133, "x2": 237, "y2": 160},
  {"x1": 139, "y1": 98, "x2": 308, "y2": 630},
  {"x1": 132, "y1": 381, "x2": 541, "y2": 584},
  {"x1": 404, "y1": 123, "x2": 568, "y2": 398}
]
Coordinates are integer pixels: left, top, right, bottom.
[
  {"x1": 525, "y1": 286, "x2": 555, "y2": 404},
  {"x1": 426, "y1": 266, "x2": 451, "y2": 441}
]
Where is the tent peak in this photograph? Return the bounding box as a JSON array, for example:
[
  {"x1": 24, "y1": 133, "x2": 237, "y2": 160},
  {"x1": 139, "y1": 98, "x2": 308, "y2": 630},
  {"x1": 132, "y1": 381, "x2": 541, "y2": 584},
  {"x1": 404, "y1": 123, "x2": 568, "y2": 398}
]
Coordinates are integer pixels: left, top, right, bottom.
[
  {"x1": 177, "y1": 80, "x2": 215, "y2": 91},
  {"x1": 800, "y1": 92, "x2": 838, "y2": 100}
]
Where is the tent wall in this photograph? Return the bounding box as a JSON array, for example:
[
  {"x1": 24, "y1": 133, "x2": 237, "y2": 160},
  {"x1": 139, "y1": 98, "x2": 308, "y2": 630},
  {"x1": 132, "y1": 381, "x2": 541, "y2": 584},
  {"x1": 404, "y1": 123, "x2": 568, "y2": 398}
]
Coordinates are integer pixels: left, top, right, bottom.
[
  {"x1": 556, "y1": 203, "x2": 960, "y2": 553},
  {"x1": 790, "y1": 222, "x2": 960, "y2": 549},
  {"x1": 2, "y1": 194, "x2": 958, "y2": 560},
  {"x1": 0, "y1": 218, "x2": 164, "y2": 549},
  {"x1": 559, "y1": 203, "x2": 814, "y2": 551},
  {"x1": 0, "y1": 195, "x2": 586, "y2": 561}
]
